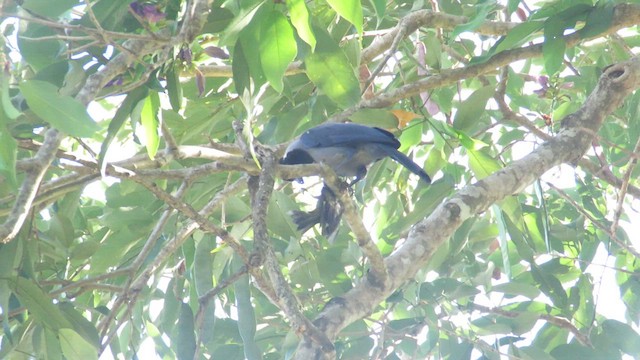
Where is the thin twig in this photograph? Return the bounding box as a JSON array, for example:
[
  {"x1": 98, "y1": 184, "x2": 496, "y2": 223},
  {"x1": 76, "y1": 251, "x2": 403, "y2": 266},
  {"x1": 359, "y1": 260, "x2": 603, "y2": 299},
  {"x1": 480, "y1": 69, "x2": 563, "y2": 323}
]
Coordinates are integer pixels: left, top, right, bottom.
[
  {"x1": 609, "y1": 135, "x2": 640, "y2": 235},
  {"x1": 547, "y1": 182, "x2": 640, "y2": 259}
]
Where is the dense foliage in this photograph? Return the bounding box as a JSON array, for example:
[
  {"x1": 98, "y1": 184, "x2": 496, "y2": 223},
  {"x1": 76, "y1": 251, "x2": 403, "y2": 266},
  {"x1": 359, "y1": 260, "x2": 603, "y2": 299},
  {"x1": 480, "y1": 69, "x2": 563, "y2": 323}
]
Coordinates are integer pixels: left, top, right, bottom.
[{"x1": 1, "y1": 0, "x2": 640, "y2": 359}]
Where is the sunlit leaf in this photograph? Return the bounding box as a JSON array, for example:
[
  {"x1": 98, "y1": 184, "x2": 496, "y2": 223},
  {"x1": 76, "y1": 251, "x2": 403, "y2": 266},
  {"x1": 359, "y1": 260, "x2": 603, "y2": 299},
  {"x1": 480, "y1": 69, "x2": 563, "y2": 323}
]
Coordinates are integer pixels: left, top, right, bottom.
[
  {"x1": 326, "y1": 0, "x2": 363, "y2": 35},
  {"x1": 259, "y1": 10, "x2": 297, "y2": 92},
  {"x1": 286, "y1": 0, "x2": 316, "y2": 49},
  {"x1": 140, "y1": 92, "x2": 160, "y2": 159}
]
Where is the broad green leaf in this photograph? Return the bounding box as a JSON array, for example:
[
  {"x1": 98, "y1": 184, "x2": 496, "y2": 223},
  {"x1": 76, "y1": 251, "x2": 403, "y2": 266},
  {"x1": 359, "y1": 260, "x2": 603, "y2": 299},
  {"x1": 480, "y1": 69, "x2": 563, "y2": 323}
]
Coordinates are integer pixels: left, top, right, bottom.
[
  {"x1": 7, "y1": 276, "x2": 72, "y2": 330},
  {"x1": 305, "y1": 50, "x2": 360, "y2": 107},
  {"x1": 550, "y1": 344, "x2": 611, "y2": 360},
  {"x1": 1, "y1": 68, "x2": 20, "y2": 120},
  {"x1": 98, "y1": 86, "x2": 148, "y2": 168},
  {"x1": 78, "y1": 0, "x2": 138, "y2": 32},
  {"x1": 17, "y1": 24, "x2": 61, "y2": 71},
  {"x1": 40, "y1": 326, "x2": 63, "y2": 360},
  {"x1": 493, "y1": 21, "x2": 545, "y2": 54},
  {"x1": 326, "y1": 0, "x2": 363, "y2": 35},
  {"x1": 493, "y1": 206, "x2": 512, "y2": 280},
  {"x1": 259, "y1": 10, "x2": 297, "y2": 93},
  {"x1": 176, "y1": 303, "x2": 196, "y2": 360},
  {"x1": 371, "y1": 0, "x2": 386, "y2": 22},
  {"x1": 349, "y1": 108, "x2": 398, "y2": 128},
  {"x1": 166, "y1": 63, "x2": 182, "y2": 111},
  {"x1": 304, "y1": 29, "x2": 359, "y2": 108},
  {"x1": 529, "y1": 0, "x2": 591, "y2": 20},
  {"x1": 452, "y1": 2, "x2": 496, "y2": 38},
  {"x1": 234, "y1": 259, "x2": 261, "y2": 360},
  {"x1": 140, "y1": 92, "x2": 160, "y2": 159},
  {"x1": 232, "y1": 41, "x2": 252, "y2": 95},
  {"x1": 286, "y1": 0, "x2": 316, "y2": 49},
  {"x1": 59, "y1": 328, "x2": 98, "y2": 360},
  {"x1": 220, "y1": 1, "x2": 266, "y2": 45},
  {"x1": 601, "y1": 319, "x2": 640, "y2": 355},
  {"x1": 542, "y1": 5, "x2": 591, "y2": 75},
  {"x1": 20, "y1": 0, "x2": 78, "y2": 17},
  {"x1": 491, "y1": 282, "x2": 540, "y2": 299},
  {"x1": 579, "y1": 4, "x2": 614, "y2": 39},
  {"x1": 193, "y1": 237, "x2": 215, "y2": 296},
  {"x1": 542, "y1": 36, "x2": 565, "y2": 76},
  {"x1": 468, "y1": 148, "x2": 502, "y2": 180},
  {"x1": 19, "y1": 80, "x2": 99, "y2": 137},
  {"x1": 59, "y1": 303, "x2": 100, "y2": 349},
  {"x1": 452, "y1": 85, "x2": 494, "y2": 131},
  {"x1": 204, "y1": 7, "x2": 235, "y2": 34},
  {"x1": 531, "y1": 266, "x2": 568, "y2": 310},
  {"x1": 0, "y1": 128, "x2": 17, "y2": 187}
]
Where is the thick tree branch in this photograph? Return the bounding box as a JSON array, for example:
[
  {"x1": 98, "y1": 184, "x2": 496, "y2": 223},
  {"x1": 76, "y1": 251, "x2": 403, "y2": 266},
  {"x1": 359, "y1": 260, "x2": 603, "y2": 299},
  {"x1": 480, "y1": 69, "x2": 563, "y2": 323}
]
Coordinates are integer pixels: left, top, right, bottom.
[{"x1": 293, "y1": 55, "x2": 640, "y2": 359}]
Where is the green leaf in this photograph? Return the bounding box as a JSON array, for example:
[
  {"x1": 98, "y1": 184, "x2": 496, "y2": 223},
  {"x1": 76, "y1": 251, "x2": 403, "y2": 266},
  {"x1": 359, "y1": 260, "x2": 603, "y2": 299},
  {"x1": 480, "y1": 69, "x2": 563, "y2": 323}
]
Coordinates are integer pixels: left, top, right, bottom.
[
  {"x1": 78, "y1": 0, "x2": 138, "y2": 32},
  {"x1": 204, "y1": 7, "x2": 235, "y2": 34},
  {"x1": 542, "y1": 36, "x2": 565, "y2": 76},
  {"x1": 259, "y1": 10, "x2": 297, "y2": 93},
  {"x1": 492, "y1": 21, "x2": 545, "y2": 54},
  {"x1": 578, "y1": 4, "x2": 614, "y2": 39},
  {"x1": 468, "y1": 148, "x2": 502, "y2": 180},
  {"x1": 220, "y1": 1, "x2": 266, "y2": 46},
  {"x1": 1, "y1": 68, "x2": 20, "y2": 120},
  {"x1": 20, "y1": 0, "x2": 78, "y2": 17},
  {"x1": 493, "y1": 206, "x2": 512, "y2": 280},
  {"x1": 305, "y1": 51, "x2": 360, "y2": 108},
  {"x1": 371, "y1": 0, "x2": 386, "y2": 22},
  {"x1": 140, "y1": 92, "x2": 160, "y2": 159},
  {"x1": 193, "y1": 237, "x2": 215, "y2": 296},
  {"x1": 7, "y1": 276, "x2": 72, "y2": 330},
  {"x1": 529, "y1": 0, "x2": 591, "y2": 20},
  {"x1": 17, "y1": 24, "x2": 61, "y2": 71},
  {"x1": 98, "y1": 86, "x2": 149, "y2": 168},
  {"x1": 286, "y1": 0, "x2": 316, "y2": 49},
  {"x1": 550, "y1": 344, "x2": 611, "y2": 360},
  {"x1": 0, "y1": 128, "x2": 17, "y2": 187},
  {"x1": 452, "y1": 85, "x2": 494, "y2": 131},
  {"x1": 176, "y1": 303, "x2": 196, "y2": 360},
  {"x1": 602, "y1": 319, "x2": 640, "y2": 355},
  {"x1": 326, "y1": 0, "x2": 363, "y2": 35},
  {"x1": 349, "y1": 108, "x2": 398, "y2": 128},
  {"x1": 232, "y1": 41, "x2": 252, "y2": 95},
  {"x1": 491, "y1": 282, "x2": 540, "y2": 299},
  {"x1": 452, "y1": 2, "x2": 496, "y2": 38},
  {"x1": 59, "y1": 303, "x2": 100, "y2": 349},
  {"x1": 166, "y1": 63, "x2": 182, "y2": 112},
  {"x1": 234, "y1": 259, "x2": 261, "y2": 360},
  {"x1": 59, "y1": 328, "x2": 98, "y2": 360},
  {"x1": 19, "y1": 80, "x2": 99, "y2": 137},
  {"x1": 304, "y1": 28, "x2": 359, "y2": 108}
]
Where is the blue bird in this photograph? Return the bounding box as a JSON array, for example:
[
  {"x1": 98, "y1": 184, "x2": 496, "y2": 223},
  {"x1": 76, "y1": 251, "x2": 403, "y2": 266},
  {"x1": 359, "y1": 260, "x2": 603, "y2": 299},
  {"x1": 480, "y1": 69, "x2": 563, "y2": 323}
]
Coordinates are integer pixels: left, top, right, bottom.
[{"x1": 280, "y1": 123, "x2": 430, "y2": 237}]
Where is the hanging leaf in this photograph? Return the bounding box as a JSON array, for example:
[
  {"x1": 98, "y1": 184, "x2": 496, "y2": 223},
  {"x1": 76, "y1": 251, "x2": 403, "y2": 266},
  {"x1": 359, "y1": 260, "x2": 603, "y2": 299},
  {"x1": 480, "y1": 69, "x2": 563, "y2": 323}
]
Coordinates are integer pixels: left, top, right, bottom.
[
  {"x1": 140, "y1": 92, "x2": 160, "y2": 159},
  {"x1": 304, "y1": 28, "x2": 359, "y2": 108},
  {"x1": 326, "y1": 0, "x2": 363, "y2": 35},
  {"x1": 20, "y1": 80, "x2": 100, "y2": 137},
  {"x1": 259, "y1": 10, "x2": 297, "y2": 92},
  {"x1": 286, "y1": 0, "x2": 316, "y2": 49}
]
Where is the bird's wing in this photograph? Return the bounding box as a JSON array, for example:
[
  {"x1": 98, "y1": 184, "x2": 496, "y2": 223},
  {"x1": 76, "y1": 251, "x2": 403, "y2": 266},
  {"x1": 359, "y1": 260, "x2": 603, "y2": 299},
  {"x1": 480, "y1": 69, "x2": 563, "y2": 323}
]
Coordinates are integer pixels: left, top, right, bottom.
[{"x1": 299, "y1": 123, "x2": 400, "y2": 149}]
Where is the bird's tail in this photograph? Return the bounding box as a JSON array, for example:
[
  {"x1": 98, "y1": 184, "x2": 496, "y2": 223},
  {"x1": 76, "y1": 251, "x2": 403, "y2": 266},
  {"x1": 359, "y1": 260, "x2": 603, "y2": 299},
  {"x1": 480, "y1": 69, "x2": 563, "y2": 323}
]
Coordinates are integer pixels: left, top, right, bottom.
[
  {"x1": 290, "y1": 185, "x2": 342, "y2": 240},
  {"x1": 385, "y1": 148, "x2": 431, "y2": 184}
]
